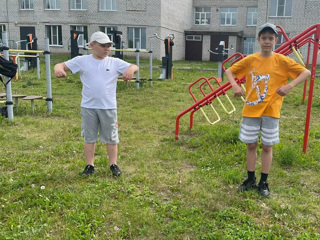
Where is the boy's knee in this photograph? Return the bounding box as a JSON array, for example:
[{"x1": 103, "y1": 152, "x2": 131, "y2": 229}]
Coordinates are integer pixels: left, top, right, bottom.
[
  {"x1": 247, "y1": 142, "x2": 258, "y2": 150},
  {"x1": 261, "y1": 144, "x2": 272, "y2": 153}
]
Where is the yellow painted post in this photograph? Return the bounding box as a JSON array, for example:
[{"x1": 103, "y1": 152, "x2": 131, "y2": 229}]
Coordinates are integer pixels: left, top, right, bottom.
[{"x1": 292, "y1": 47, "x2": 306, "y2": 67}]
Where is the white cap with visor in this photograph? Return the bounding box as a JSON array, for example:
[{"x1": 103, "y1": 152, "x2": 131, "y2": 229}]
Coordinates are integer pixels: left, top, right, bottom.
[{"x1": 90, "y1": 31, "x2": 114, "y2": 45}]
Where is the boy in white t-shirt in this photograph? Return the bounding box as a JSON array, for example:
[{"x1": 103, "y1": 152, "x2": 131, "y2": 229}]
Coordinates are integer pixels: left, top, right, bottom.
[{"x1": 54, "y1": 31, "x2": 139, "y2": 177}]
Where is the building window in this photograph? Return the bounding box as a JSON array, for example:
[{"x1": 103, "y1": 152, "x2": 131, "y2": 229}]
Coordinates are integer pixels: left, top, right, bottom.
[
  {"x1": 128, "y1": 28, "x2": 146, "y2": 49},
  {"x1": 220, "y1": 8, "x2": 237, "y2": 26},
  {"x1": 45, "y1": 0, "x2": 60, "y2": 10},
  {"x1": 275, "y1": 33, "x2": 289, "y2": 49},
  {"x1": 70, "y1": 26, "x2": 88, "y2": 47},
  {"x1": 243, "y1": 37, "x2": 255, "y2": 55},
  {"x1": 20, "y1": 0, "x2": 34, "y2": 10},
  {"x1": 186, "y1": 35, "x2": 202, "y2": 41},
  {"x1": 99, "y1": 0, "x2": 117, "y2": 11},
  {"x1": 0, "y1": 24, "x2": 6, "y2": 32},
  {"x1": 99, "y1": 26, "x2": 117, "y2": 42},
  {"x1": 269, "y1": 0, "x2": 292, "y2": 17},
  {"x1": 247, "y1": 7, "x2": 257, "y2": 26},
  {"x1": 70, "y1": 0, "x2": 87, "y2": 10},
  {"x1": 0, "y1": 25, "x2": 6, "y2": 43},
  {"x1": 46, "y1": 25, "x2": 62, "y2": 46},
  {"x1": 194, "y1": 7, "x2": 211, "y2": 25}
]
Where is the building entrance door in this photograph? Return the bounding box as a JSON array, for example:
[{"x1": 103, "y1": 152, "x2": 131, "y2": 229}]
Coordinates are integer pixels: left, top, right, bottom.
[
  {"x1": 210, "y1": 35, "x2": 228, "y2": 62},
  {"x1": 185, "y1": 35, "x2": 202, "y2": 61}
]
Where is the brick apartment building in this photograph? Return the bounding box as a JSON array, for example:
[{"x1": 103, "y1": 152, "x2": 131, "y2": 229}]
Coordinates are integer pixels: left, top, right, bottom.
[{"x1": 0, "y1": 0, "x2": 319, "y2": 61}]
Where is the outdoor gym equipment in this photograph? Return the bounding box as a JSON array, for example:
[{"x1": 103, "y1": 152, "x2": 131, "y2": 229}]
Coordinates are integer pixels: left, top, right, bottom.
[
  {"x1": 111, "y1": 48, "x2": 153, "y2": 89},
  {"x1": 208, "y1": 41, "x2": 233, "y2": 82},
  {"x1": 1, "y1": 53, "x2": 41, "y2": 79},
  {"x1": 188, "y1": 76, "x2": 236, "y2": 126},
  {"x1": 175, "y1": 52, "x2": 245, "y2": 139},
  {"x1": 110, "y1": 30, "x2": 123, "y2": 59},
  {"x1": 1, "y1": 32, "x2": 53, "y2": 120},
  {"x1": 150, "y1": 33, "x2": 174, "y2": 80},
  {"x1": 70, "y1": 30, "x2": 84, "y2": 59},
  {"x1": 274, "y1": 24, "x2": 320, "y2": 152},
  {"x1": 276, "y1": 25, "x2": 319, "y2": 104},
  {"x1": 7, "y1": 34, "x2": 40, "y2": 78},
  {"x1": 176, "y1": 23, "x2": 320, "y2": 153},
  {"x1": 25, "y1": 33, "x2": 38, "y2": 69}
]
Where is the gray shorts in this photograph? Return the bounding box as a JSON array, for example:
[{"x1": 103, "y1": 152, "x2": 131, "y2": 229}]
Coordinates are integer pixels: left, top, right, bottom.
[
  {"x1": 239, "y1": 116, "x2": 279, "y2": 146},
  {"x1": 81, "y1": 108, "x2": 119, "y2": 144}
]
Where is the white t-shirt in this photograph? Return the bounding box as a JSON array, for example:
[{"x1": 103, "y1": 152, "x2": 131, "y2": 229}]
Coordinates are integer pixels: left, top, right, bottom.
[{"x1": 65, "y1": 54, "x2": 130, "y2": 109}]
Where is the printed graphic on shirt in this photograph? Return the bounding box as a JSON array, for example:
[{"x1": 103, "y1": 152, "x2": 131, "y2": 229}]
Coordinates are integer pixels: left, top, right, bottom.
[{"x1": 245, "y1": 69, "x2": 270, "y2": 106}]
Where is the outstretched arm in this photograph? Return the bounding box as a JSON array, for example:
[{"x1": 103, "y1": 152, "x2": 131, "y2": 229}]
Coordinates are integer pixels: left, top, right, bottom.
[
  {"x1": 122, "y1": 64, "x2": 139, "y2": 81},
  {"x1": 54, "y1": 62, "x2": 70, "y2": 78},
  {"x1": 276, "y1": 69, "x2": 311, "y2": 96}
]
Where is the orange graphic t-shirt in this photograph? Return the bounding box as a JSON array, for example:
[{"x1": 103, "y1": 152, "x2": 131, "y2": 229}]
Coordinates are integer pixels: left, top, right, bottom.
[{"x1": 229, "y1": 52, "x2": 306, "y2": 118}]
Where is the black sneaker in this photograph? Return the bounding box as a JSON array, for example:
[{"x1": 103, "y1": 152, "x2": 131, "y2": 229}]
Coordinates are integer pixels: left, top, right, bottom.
[
  {"x1": 82, "y1": 165, "x2": 95, "y2": 176},
  {"x1": 237, "y1": 178, "x2": 258, "y2": 192},
  {"x1": 258, "y1": 181, "x2": 270, "y2": 198},
  {"x1": 110, "y1": 164, "x2": 122, "y2": 176}
]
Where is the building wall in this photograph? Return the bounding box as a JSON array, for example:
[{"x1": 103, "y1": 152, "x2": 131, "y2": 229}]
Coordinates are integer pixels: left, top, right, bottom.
[
  {"x1": 202, "y1": 35, "x2": 211, "y2": 61},
  {"x1": 158, "y1": 0, "x2": 193, "y2": 60},
  {"x1": 257, "y1": 0, "x2": 320, "y2": 61},
  {"x1": 0, "y1": 0, "x2": 193, "y2": 60},
  {"x1": 190, "y1": 0, "x2": 320, "y2": 62},
  {"x1": 190, "y1": 0, "x2": 258, "y2": 59},
  {"x1": 1, "y1": 0, "x2": 320, "y2": 61},
  {"x1": 192, "y1": 0, "x2": 258, "y2": 36},
  {"x1": 1, "y1": 0, "x2": 170, "y2": 59}
]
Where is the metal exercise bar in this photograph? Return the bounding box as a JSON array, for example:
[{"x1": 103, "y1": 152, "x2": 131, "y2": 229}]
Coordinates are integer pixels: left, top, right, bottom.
[
  {"x1": 189, "y1": 77, "x2": 221, "y2": 125},
  {"x1": 1, "y1": 32, "x2": 14, "y2": 121},
  {"x1": 175, "y1": 76, "x2": 245, "y2": 140}
]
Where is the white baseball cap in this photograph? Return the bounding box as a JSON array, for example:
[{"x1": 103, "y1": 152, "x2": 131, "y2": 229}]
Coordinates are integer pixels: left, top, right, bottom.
[
  {"x1": 90, "y1": 31, "x2": 114, "y2": 45},
  {"x1": 258, "y1": 22, "x2": 278, "y2": 35}
]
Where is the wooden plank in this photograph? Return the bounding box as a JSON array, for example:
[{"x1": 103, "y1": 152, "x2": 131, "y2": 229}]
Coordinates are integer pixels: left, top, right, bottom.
[{"x1": 23, "y1": 96, "x2": 43, "y2": 100}]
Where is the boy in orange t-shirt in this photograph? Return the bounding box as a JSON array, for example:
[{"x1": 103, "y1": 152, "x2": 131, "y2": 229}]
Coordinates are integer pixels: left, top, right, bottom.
[{"x1": 225, "y1": 23, "x2": 310, "y2": 197}]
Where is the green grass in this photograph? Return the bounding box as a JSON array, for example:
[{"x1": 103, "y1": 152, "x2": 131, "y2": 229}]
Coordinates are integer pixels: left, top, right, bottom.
[{"x1": 1, "y1": 55, "x2": 320, "y2": 239}]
